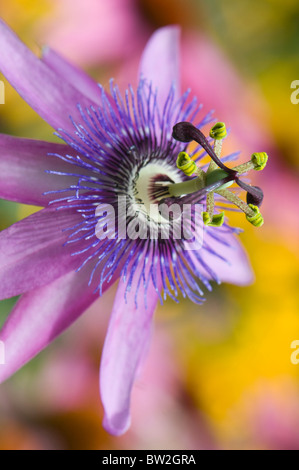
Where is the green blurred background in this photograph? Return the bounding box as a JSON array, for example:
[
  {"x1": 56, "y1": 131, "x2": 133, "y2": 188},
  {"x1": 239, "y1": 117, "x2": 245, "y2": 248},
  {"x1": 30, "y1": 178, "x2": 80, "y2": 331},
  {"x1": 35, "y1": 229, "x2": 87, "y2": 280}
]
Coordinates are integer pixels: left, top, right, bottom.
[{"x1": 0, "y1": 0, "x2": 299, "y2": 450}]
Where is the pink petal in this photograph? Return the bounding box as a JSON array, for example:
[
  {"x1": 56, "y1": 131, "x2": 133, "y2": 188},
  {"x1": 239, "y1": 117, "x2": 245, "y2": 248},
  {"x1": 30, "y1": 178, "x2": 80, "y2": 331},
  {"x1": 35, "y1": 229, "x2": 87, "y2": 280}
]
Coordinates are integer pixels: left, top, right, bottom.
[
  {"x1": 42, "y1": 47, "x2": 102, "y2": 105},
  {"x1": 0, "y1": 20, "x2": 98, "y2": 133},
  {"x1": 0, "y1": 205, "x2": 91, "y2": 299},
  {"x1": 0, "y1": 262, "x2": 118, "y2": 384},
  {"x1": 42, "y1": 0, "x2": 148, "y2": 66},
  {"x1": 0, "y1": 134, "x2": 89, "y2": 206},
  {"x1": 139, "y1": 25, "x2": 181, "y2": 104},
  {"x1": 100, "y1": 264, "x2": 161, "y2": 436},
  {"x1": 201, "y1": 230, "x2": 254, "y2": 286}
]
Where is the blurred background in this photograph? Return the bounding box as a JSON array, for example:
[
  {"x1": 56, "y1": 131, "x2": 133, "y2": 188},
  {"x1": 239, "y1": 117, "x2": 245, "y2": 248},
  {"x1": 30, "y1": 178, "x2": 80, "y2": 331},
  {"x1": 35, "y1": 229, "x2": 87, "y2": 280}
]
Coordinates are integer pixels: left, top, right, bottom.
[{"x1": 0, "y1": 0, "x2": 299, "y2": 450}]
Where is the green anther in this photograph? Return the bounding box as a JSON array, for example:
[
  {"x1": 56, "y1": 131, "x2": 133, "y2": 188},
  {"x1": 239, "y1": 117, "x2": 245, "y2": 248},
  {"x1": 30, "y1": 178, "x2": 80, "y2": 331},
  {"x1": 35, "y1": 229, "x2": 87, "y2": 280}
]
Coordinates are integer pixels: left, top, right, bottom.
[
  {"x1": 202, "y1": 211, "x2": 225, "y2": 227},
  {"x1": 251, "y1": 152, "x2": 268, "y2": 171},
  {"x1": 176, "y1": 152, "x2": 197, "y2": 176},
  {"x1": 209, "y1": 212, "x2": 225, "y2": 227},
  {"x1": 209, "y1": 122, "x2": 227, "y2": 140},
  {"x1": 202, "y1": 212, "x2": 211, "y2": 225},
  {"x1": 246, "y1": 204, "x2": 264, "y2": 227}
]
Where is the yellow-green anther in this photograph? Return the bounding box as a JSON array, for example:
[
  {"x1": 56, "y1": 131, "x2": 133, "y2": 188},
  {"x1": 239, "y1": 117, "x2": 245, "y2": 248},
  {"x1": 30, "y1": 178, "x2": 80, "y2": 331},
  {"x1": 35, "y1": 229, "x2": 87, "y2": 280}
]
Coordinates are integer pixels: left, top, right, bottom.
[
  {"x1": 209, "y1": 212, "x2": 225, "y2": 227},
  {"x1": 251, "y1": 152, "x2": 268, "y2": 171},
  {"x1": 202, "y1": 211, "x2": 225, "y2": 227},
  {"x1": 202, "y1": 212, "x2": 211, "y2": 226},
  {"x1": 246, "y1": 204, "x2": 264, "y2": 227},
  {"x1": 176, "y1": 152, "x2": 197, "y2": 176},
  {"x1": 209, "y1": 122, "x2": 227, "y2": 140},
  {"x1": 210, "y1": 122, "x2": 227, "y2": 165}
]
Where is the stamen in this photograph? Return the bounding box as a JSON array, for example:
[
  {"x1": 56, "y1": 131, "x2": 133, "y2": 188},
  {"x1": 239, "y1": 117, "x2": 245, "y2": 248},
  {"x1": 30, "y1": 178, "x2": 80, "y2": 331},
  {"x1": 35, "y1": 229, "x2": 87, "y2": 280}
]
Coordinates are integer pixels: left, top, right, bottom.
[
  {"x1": 176, "y1": 151, "x2": 197, "y2": 176},
  {"x1": 202, "y1": 172, "x2": 225, "y2": 227},
  {"x1": 209, "y1": 122, "x2": 227, "y2": 165},
  {"x1": 201, "y1": 122, "x2": 227, "y2": 228},
  {"x1": 246, "y1": 204, "x2": 264, "y2": 227},
  {"x1": 251, "y1": 152, "x2": 268, "y2": 171},
  {"x1": 206, "y1": 192, "x2": 215, "y2": 220},
  {"x1": 217, "y1": 189, "x2": 255, "y2": 217},
  {"x1": 209, "y1": 122, "x2": 227, "y2": 140},
  {"x1": 233, "y1": 152, "x2": 268, "y2": 174},
  {"x1": 169, "y1": 120, "x2": 267, "y2": 228}
]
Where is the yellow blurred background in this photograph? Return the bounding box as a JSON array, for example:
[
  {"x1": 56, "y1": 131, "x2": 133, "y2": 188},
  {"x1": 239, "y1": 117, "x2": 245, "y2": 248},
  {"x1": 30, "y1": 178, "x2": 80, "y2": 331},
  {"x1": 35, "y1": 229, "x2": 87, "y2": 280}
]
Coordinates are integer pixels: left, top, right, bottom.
[{"x1": 0, "y1": 0, "x2": 298, "y2": 450}]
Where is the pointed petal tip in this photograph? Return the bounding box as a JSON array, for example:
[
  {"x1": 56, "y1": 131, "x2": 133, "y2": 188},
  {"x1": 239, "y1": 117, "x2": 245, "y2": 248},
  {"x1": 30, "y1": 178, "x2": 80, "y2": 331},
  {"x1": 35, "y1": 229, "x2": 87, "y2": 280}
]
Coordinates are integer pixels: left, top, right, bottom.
[
  {"x1": 139, "y1": 25, "x2": 181, "y2": 102},
  {"x1": 103, "y1": 413, "x2": 131, "y2": 437},
  {"x1": 238, "y1": 264, "x2": 255, "y2": 286},
  {"x1": 230, "y1": 236, "x2": 255, "y2": 286},
  {"x1": 197, "y1": 231, "x2": 255, "y2": 287},
  {"x1": 148, "y1": 24, "x2": 181, "y2": 41},
  {"x1": 100, "y1": 265, "x2": 160, "y2": 438},
  {"x1": 225, "y1": 243, "x2": 255, "y2": 287}
]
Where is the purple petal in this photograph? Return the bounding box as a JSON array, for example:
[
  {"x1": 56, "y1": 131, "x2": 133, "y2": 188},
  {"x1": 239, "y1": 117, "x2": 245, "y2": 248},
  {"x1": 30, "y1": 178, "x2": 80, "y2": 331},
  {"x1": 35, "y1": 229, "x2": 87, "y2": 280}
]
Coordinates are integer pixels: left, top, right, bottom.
[
  {"x1": 0, "y1": 205, "x2": 92, "y2": 299},
  {"x1": 0, "y1": 20, "x2": 99, "y2": 132},
  {"x1": 42, "y1": 47, "x2": 102, "y2": 105},
  {"x1": 201, "y1": 231, "x2": 254, "y2": 285},
  {"x1": 0, "y1": 134, "x2": 89, "y2": 206},
  {"x1": 139, "y1": 25, "x2": 181, "y2": 103},
  {"x1": 100, "y1": 266, "x2": 160, "y2": 436},
  {"x1": 0, "y1": 263, "x2": 118, "y2": 384}
]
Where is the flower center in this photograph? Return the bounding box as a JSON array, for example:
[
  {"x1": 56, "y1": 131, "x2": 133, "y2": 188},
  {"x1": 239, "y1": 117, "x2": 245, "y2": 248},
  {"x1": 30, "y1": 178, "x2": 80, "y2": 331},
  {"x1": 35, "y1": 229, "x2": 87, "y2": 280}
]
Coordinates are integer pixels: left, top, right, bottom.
[{"x1": 133, "y1": 161, "x2": 182, "y2": 224}]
